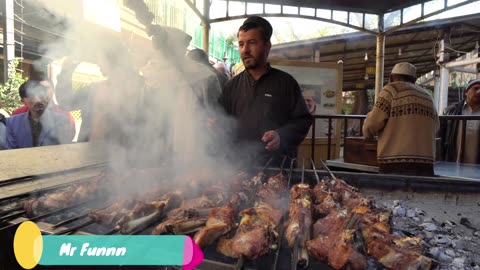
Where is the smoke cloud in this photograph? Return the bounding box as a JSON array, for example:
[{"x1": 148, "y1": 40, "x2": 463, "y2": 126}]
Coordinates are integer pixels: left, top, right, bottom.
[{"x1": 27, "y1": 0, "x2": 249, "y2": 197}]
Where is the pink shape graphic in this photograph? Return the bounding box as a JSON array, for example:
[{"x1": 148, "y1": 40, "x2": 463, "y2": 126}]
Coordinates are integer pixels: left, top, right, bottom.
[{"x1": 182, "y1": 236, "x2": 204, "y2": 270}]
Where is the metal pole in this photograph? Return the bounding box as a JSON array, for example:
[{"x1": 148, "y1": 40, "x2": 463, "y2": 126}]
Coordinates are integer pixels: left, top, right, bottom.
[
  {"x1": 438, "y1": 33, "x2": 450, "y2": 115},
  {"x1": 311, "y1": 117, "x2": 316, "y2": 163},
  {"x1": 433, "y1": 71, "x2": 441, "y2": 114},
  {"x1": 327, "y1": 118, "x2": 332, "y2": 160},
  {"x1": 202, "y1": 0, "x2": 210, "y2": 54},
  {"x1": 374, "y1": 15, "x2": 385, "y2": 102},
  {"x1": 445, "y1": 57, "x2": 480, "y2": 69},
  {"x1": 439, "y1": 67, "x2": 450, "y2": 115},
  {"x1": 3, "y1": 0, "x2": 15, "y2": 82},
  {"x1": 449, "y1": 67, "x2": 478, "y2": 74},
  {"x1": 343, "y1": 118, "x2": 348, "y2": 157}
]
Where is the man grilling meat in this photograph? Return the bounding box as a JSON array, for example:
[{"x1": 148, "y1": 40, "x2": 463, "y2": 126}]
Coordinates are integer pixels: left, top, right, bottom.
[{"x1": 219, "y1": 16, "x2": 312, "y2": 166}]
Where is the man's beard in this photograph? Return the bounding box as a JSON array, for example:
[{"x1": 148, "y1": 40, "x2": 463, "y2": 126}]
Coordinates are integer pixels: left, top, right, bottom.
[{"x1": 243, "y1": 58, "x2": 258, "y2": 70}]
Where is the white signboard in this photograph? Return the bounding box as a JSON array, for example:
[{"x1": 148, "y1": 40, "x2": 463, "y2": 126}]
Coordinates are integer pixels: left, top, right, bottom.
[{"x1": 271, "y1": 60, "x2": 342, "y2": 138}]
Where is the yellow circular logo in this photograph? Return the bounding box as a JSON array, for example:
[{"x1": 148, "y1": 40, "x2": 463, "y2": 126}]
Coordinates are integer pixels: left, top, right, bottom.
[{"x1": 14, "y1": 221, "x2": 43, "y2": 269}]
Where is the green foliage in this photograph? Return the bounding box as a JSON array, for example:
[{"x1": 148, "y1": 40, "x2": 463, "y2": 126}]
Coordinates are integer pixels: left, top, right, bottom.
[
  {"x1": 225, "y1": 35, "x2": 235, "y2": 47},
  {"x1": 342, "y1": 91, "x2": 354, "y2": 114},
  {"x1": 0, "y1": 59, "x2": 26, "y2": 114}
]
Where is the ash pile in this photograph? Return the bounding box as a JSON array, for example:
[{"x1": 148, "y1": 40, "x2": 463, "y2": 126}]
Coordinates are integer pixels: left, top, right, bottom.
[{"x1": 378, "y1": 199, "x2": 480, "y2": 270}]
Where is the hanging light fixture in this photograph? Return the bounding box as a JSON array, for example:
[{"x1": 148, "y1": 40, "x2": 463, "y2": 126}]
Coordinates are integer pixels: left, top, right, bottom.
[
  {"x1": 364, "y1": 52, "x2": 368, "y2": 61},
  {"x1": 398, "y1": 48, "x2": 402, "y2": 56},
  {"x1": 364, "y1": 73, "x2": 369, "y2": 80}
]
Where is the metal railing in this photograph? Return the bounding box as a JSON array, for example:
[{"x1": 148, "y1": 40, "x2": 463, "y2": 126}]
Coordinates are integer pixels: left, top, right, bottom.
[{"x1": 311, "y1": 114, "x2": 480, "y2": 164}]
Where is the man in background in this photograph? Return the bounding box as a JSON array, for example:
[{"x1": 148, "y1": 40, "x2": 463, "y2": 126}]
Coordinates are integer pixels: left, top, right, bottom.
[
  {"x1": 6, "y1": 79, "x2": 74, "y2": 149},
  {"x1": 363, "y1": 62, "x2": 439, "y2": 176},
  {"x1": 303, "y1": 89, "x2": 318, "y2": 115},
  {"x1": 213, "y1": 62, "x2": 231, "y2": 81},
  {"x1": 441, "y1": 79, "x2": 480, "y2": 163},
  {"x1": 187, "y1": 48, "x2": 228, "y2": 88},
  {"x1": 13, "y1": 80, "x2": 76, "y2": 133}
]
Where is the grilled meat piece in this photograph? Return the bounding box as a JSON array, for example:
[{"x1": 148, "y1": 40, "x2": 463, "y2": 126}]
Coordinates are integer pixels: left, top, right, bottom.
[
  {"x1": 166, "y1": 207, "x2": 210, "y2": 220},
  {"x1": 306, "y1": 231, "x2": 367, "y2": 270},
  {"x1": 194, "y1": 203, "x2": 236, "y2": 249},
  {"x1": 152, "y1": 206, "x2": 213, "y2": 235},
  {"x1": 25, "y1": 180, "x2": 101, "y2": 217},
  {"x1": 362, "y1": 224, "x2": 431, "y2": 269},
  {"x1": 314, "y1": 194, "x2": 338, "y2": 217},
  {"x1": 202, "y1": 186, "x2": 230, "y2": 206},
  {"x1": 258, "y1": 173, "x2": 287, "y2": 199},
  {"x1": 310, "y1": 176, "x2": 430, "y2": 270},
  {"x1": 285, "y1": 184, "x2": 313, "y2": 247},
  {"x1": 89, "y1": 199, "x2": 137, "y2": 225},
  {"x1": 257, "y1": 173, "x2": 288, "y2": 209},
  {"x1": 217, "y1": 203, "x2": 283, "y2": 260},
  {"x1": 152, "y1": 217, "x2": 207, "y2": 235},
  {"x1": 117, "y1": 192, "x2": 182, "y2": 234},
  {"x1": 181, "y1": 196, "x2": 216, "y2": 208},
  {"x1": 313, "y1": 210, "x2": 349, "y2": 237},
  {"x1": 342, "y1": 196, "x2": 371, "y2": 211},
  {"x1": 312, "y1": 182, "x2": 330, "y2": 203},
  {"x1": 285, "y1": 184, "x2": 313, "y2": 266}
]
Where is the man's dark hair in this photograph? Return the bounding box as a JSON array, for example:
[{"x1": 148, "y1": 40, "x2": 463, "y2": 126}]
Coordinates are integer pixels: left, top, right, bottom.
[
  {"x1": 238, "y1": 16, "x2": 273, "y2": 42},
  {"x1": 20, "y1": 68, "x2": 51, "y2": 99},
  {"x1": 22, "y1": 79, "x2": 53, "y2": 98},
  {"x1": 19, "y1": 81, "x2": 28, "y2": 99},
  {"x1": 187, "y1": 48, "x2": 210, "y2": 65}
]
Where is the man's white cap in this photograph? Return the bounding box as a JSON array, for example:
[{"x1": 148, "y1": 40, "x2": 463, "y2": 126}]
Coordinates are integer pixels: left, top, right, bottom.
[
  {"x1": 466, "y1": 79, "x2": 480, "y2": 91},
  {"x1": 391, "y1": 62, "x2": 416, "y2": 78}
]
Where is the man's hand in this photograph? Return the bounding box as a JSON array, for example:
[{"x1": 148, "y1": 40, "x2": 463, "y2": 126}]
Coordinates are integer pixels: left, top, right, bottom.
[{"x1": 262, "y1": 130, "x2": 280, "y2": 151}]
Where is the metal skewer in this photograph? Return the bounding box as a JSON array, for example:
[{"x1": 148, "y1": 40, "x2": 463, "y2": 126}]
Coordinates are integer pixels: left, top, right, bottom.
[
  {"x1": 52, "y1": 212, "x2": 91, "y2": 229},
  {"x1": 311, "y1": 159, "x2": 341, "y2": 210},
  {"x1": 290, "y1": 159, "x2": 306, "y2": 270},
  {"x1": 0, "y1": 205, "x2": 25, "y2": 218},
  {"x1": 296, "y1": 211, "x2": 309, "y2": 269},
  {"x1": 261, "y1": 157, "x2": 274, "y2": 173},
  {"x1": 287, "y1": 158, "x2": 296, "y2": 187},
  {"x1": 0, "y1": 210, "x2": 26, "y2": 221},
  {"x1": 235, "y1": 255, "x2": 245, "y2": 270},
  {"x1": 54, "y1": 218, "x2": 96, "y2": 235},
  {"x1": 301, "y1": 159, "x2": 305, "y2": 184},
  {"x1": 0, "y1": 198, "x2": 100, "y2": 232},
  {"x1": 273, "y1": 159, "x2": 297, "y2": 270},
  {"x1": 292, "y1": 236, "x2": 300, "y2": 270},
  {"x1": 52, "y1": 203, "x2": 113, "y2": 229},
  {"x1": 310, "y1": 159, "x2": 321, "y2": 185},
  {"x1": 319, "y1": 159, "x2": 336, "y2": 180},
  {"x1": 279, "y1": 156, "x2": 288, "y2": 174},
  {"x1": 105, "y1": 227, "x2": 120, "y2": 235}
]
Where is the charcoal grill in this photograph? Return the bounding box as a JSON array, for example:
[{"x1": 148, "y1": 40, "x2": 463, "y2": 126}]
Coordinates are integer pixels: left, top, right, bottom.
[{"x1": 1, "y1": 144, "x2": 480, "y2": 270}]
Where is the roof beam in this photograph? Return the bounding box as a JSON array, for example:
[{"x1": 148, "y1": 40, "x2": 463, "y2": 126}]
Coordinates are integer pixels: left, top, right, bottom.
[
  {"x1": 183, "y1": 0, "x2": 206, "y2": 23},
  {"x1": 384, "y1": 0, "x2": 478, "y2": 35},
  {"x1": 209, "y1": 14, "x2": 378, "y2": 35},
  {"x1": 271, "y1": 33, "x2": 478, "y2": 62}
]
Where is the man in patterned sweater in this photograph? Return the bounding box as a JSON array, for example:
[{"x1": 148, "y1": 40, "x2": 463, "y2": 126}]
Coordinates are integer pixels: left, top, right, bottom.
[{"x1": 363, "y1": 62, "x2": 439, "y2": 176}]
